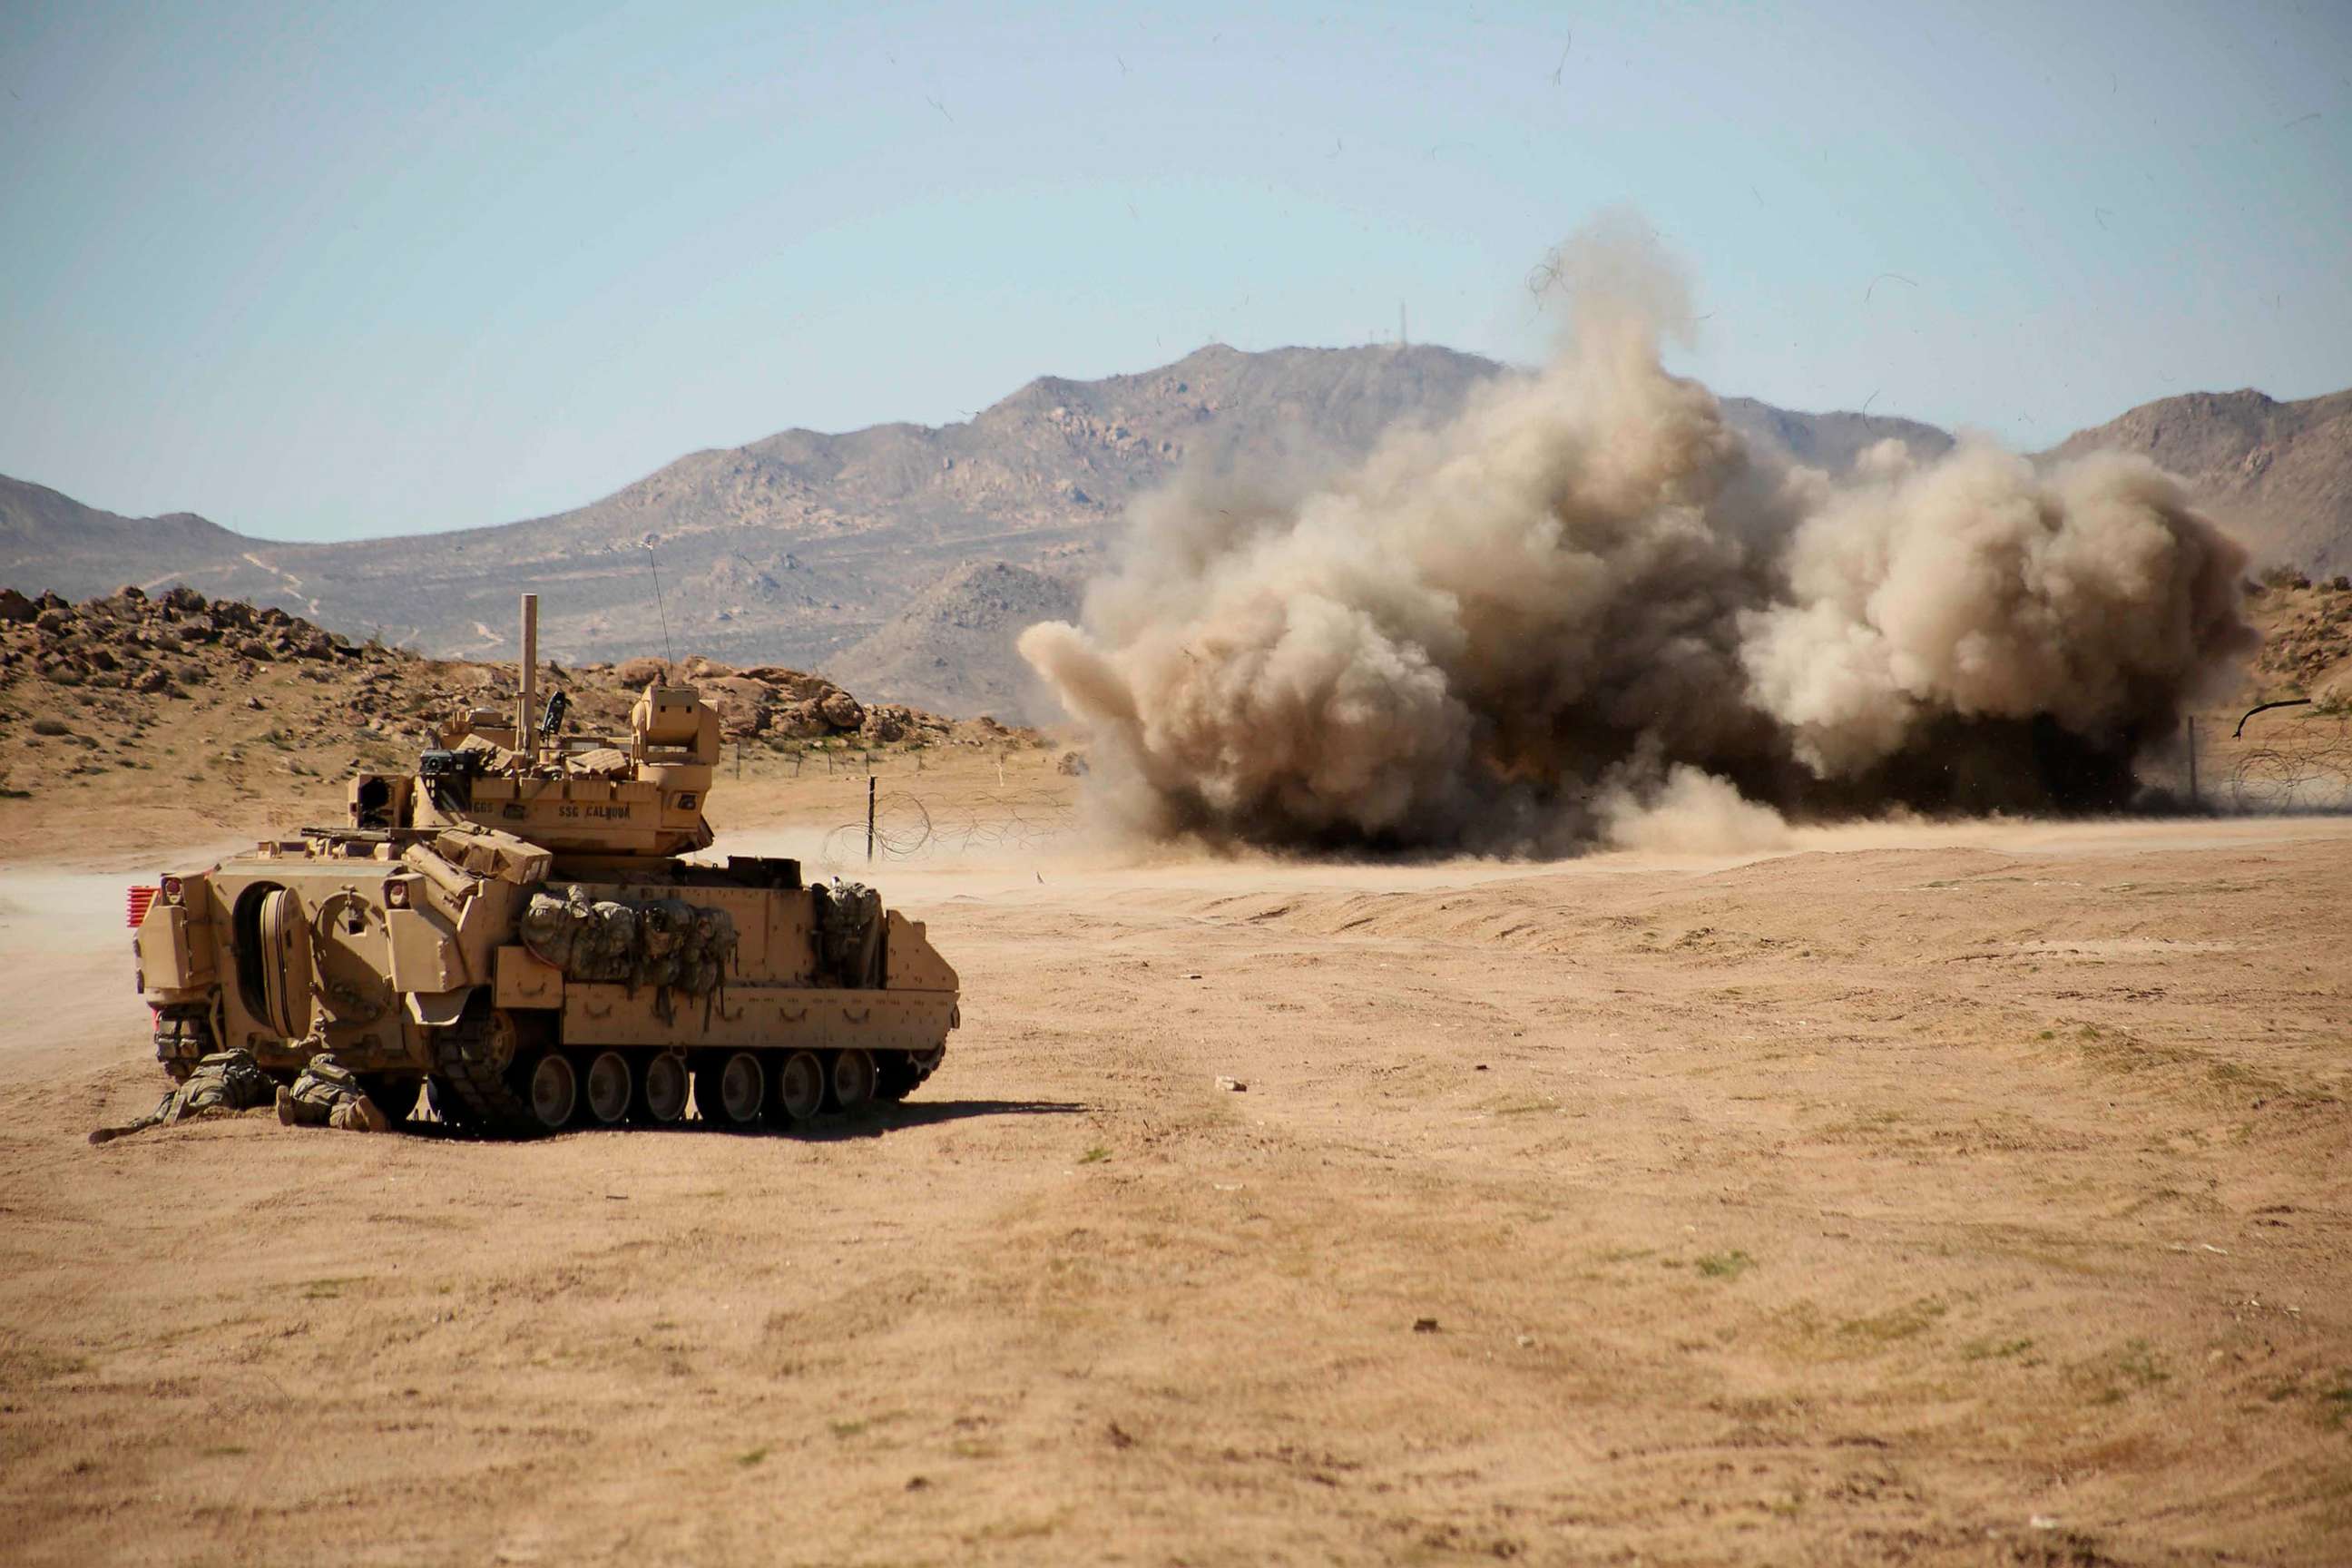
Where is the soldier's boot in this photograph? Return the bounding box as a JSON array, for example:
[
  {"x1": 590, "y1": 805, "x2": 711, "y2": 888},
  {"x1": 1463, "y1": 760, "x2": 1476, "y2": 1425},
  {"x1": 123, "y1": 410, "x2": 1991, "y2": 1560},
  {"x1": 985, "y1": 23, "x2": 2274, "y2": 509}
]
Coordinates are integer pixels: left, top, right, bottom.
[{"x1": 328, "y1": 1095, "x2": 389, "y2": 1133}]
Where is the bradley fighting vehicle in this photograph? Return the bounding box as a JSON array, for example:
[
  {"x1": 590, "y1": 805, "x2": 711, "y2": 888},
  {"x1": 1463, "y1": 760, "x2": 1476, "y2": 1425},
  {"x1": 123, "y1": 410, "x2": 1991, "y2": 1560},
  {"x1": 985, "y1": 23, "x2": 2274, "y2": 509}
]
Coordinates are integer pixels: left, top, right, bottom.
[{"x1": 128, "y1": 594, "x2": 958, "y2": 1135}]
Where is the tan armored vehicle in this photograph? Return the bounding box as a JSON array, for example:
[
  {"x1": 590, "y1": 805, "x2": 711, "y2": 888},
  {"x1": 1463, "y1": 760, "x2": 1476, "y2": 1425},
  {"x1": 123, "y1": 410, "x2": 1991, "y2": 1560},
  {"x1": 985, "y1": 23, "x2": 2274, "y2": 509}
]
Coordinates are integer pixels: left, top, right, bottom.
[{"x1": 129, "y1": 595, "x2": 958, "y2": 1135}]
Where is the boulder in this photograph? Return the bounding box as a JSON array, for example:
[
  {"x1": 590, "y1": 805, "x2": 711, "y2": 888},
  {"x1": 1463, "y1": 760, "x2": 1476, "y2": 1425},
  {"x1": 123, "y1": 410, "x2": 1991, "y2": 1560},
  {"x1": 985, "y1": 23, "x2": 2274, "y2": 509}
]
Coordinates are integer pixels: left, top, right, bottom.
[
  {"x1": 700, "y1": 675, "x2": 772, "y2": 736},
  {"x1": 613, "y1": 656, "x2": 667, "y2": 689},
  {"x1": 859, "y1": 703, "x2": 913, "y2": 745},
  {"x1": 818, "y1": 689, "x2": 864, "y2": 730},
  {"x1": 774, "y1": 699, "x2": 834, "y2": 740},
  {"x1": 740, "y1": 665, "x2": 836, "y2": 702},
  {"x1": 0, "y1": 588, "x2": 35, "y2": 624}
]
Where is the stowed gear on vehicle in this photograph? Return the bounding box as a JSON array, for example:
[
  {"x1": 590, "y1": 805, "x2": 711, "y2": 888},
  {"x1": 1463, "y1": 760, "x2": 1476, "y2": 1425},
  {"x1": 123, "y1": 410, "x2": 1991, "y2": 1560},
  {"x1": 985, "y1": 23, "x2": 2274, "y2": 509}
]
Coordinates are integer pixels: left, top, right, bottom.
[{"x1": 127, "y1": 593, "x2": 959, "y2": 1137}]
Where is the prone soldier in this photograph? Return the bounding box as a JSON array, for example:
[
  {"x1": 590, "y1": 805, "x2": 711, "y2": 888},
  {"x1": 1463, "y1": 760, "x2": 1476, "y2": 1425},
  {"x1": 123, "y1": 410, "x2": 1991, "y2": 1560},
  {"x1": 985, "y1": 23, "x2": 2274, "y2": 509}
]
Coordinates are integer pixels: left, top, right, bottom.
[
  {"x1": 89, "y1": 1048, "x2": 275, "y2": 1144},
  {"x1": 275, "y1": 1054, "x2": 390, "y2": 1132}
]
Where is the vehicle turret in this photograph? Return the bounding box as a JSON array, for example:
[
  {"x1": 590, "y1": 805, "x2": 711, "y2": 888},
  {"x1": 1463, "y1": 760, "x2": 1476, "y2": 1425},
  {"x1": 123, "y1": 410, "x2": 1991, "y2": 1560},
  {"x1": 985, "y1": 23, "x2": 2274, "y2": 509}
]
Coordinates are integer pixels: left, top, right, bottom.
[{"x1": 350, "y1": 596, "x2": 722, "y2": 864}]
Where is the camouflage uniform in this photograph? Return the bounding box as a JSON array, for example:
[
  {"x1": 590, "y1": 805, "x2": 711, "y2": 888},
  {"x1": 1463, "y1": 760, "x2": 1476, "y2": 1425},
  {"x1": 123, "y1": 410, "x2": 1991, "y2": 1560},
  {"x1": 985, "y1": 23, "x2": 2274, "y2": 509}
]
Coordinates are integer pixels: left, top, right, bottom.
[
  {"x1": 89, "y1": 1048, "x2": 275, "y2": 1144},
  {"x1": 275, "y1": 1053, "x2": 389, "y2": 1132}
]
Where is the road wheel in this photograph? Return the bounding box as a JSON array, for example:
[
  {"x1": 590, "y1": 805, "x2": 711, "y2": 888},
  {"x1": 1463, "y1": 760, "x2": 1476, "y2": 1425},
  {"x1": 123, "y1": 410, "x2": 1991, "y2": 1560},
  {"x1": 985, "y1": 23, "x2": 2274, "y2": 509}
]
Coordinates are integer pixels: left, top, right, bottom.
[
  {"x1": 524, "y1": 1051, "x2": 578, "y2": 1132},
  {"x1": 700, "y1": 1051, "x2": 764, "y2": 1129},
  {"x1": 429, "y1": 1004, "x2": 545, "y2": 1135},
  {"x1": 774, "y1": 1050, "x2": 826, "y2": 1122},
  {"x1": 828, "y1": 1048, "x2": 877, "y2": 1112},
  {"x1": 582, "y1": 1051, "x2": 632, "y2": 1126},
  {"x1": 638, "y1": 1053, "x2": 690, "y2": 1124}
]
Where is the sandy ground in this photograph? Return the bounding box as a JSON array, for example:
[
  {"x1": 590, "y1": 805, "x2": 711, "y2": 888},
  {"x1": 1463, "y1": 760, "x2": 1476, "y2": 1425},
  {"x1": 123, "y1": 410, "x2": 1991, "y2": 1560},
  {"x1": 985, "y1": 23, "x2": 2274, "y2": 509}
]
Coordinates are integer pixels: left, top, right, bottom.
[{"x1": 3, "y1": 758, "x2": 2349, "y2": 1564}]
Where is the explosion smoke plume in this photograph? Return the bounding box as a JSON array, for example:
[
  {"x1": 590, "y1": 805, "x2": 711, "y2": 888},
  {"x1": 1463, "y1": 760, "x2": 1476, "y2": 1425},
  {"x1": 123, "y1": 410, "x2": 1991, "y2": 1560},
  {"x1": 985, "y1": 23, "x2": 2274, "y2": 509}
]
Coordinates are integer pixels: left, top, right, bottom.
[{"x1": 1020, "y1": 217, "x2": 2258, "y2": 854}]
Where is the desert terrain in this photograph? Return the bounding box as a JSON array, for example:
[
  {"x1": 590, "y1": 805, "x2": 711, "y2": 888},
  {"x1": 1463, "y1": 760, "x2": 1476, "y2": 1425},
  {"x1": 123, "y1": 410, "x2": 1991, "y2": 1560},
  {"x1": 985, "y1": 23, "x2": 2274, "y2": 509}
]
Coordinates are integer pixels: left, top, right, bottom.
[
  {"x1": 4, "y1": 723, "x2": 2350, "y2": 1564},
  {"x1": 10, "y1": 5, "x2": 2348, "y2": 1560}
]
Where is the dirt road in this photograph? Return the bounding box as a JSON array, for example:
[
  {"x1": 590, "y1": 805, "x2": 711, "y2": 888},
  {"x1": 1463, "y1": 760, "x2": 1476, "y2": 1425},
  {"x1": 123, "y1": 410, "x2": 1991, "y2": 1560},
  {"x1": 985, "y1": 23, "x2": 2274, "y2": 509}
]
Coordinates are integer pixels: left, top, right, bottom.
[{"x1": 4, "y1": 811, "x2": 2349, "y2": 1564}]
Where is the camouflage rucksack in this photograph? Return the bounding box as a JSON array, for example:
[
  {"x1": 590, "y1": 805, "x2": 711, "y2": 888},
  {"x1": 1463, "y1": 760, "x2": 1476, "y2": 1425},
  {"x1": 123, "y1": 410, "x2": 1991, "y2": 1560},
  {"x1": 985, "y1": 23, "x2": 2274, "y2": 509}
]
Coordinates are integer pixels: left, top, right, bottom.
[{"x1": 171, "y1": 1049, "x2": 274, "y2": 1117}]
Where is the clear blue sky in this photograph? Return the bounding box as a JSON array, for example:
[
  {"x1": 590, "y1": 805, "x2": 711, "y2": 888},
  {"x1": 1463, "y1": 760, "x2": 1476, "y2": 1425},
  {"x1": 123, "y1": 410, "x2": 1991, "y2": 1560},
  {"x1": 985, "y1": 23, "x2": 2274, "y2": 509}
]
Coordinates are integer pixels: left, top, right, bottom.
[{"x1": 2, "y1": 0, "x2": 2346, "y2": 542}]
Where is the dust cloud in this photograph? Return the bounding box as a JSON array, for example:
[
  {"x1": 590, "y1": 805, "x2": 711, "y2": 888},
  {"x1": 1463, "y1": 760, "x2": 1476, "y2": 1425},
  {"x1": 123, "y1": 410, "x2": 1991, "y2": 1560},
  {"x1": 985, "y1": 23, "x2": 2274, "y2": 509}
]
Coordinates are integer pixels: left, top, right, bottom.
[
  {"x1": 1020, "y1": 214, "x2": 2259, "y2": 854},
  {"x1": 1599, "y1": 764, "x2": 1793, "y2": 856}
]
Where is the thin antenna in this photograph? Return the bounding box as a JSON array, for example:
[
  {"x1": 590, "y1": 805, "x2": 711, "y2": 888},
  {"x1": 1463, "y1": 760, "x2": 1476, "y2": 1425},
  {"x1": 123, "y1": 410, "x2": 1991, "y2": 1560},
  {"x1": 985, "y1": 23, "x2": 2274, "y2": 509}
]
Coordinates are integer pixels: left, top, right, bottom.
[{"x1": 643, "y1": 544, "x2": 676, "y2": 680}]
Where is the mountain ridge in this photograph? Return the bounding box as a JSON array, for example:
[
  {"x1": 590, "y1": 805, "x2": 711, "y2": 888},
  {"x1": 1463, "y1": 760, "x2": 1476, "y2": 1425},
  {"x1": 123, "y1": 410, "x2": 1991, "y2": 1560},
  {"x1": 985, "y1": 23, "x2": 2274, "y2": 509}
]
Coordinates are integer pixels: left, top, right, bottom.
[
  {"x1": 2044, "y1": 387, "x2": 2352, "y2": 575},
  {"x1": 5, "y1": 348, "x2": 2345, "y2": 717}
]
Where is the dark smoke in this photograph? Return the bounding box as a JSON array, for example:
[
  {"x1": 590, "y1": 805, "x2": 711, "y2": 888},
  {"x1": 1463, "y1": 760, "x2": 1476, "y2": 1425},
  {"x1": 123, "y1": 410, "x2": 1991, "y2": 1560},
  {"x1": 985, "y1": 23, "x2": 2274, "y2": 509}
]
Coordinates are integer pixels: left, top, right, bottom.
[{"x1": 1019, "y1": 216, "x2": 2259, "y2": 854}]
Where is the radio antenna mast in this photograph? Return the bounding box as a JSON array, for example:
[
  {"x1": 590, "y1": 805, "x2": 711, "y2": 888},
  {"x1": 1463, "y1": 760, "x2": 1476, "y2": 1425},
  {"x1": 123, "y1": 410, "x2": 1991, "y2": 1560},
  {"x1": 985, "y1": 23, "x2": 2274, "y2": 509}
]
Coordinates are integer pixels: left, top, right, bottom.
[{"x1": 644, "y1": 544, "x2": 676, "y2": 680}]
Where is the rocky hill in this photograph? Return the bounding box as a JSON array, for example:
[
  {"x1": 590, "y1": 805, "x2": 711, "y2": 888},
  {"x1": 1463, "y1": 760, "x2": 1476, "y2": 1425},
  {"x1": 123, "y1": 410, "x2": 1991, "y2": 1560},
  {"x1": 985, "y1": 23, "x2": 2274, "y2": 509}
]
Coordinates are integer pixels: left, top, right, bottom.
[
  {"x1": 2043, "y1": 388, "x2": 2352, "y2": 576},
  {"x1": 2246, "y1": 570, "x2": 2352, "y2": 705},
  {"x1": 1719, "y1": 397, "x2": 1954, "y2": 471},
  {"x1": 0, "y1": 475, "x2": 253, "y2": 599},
  {"x1": 825, "y1": 561, "x2": 1078, "y2": 724}
]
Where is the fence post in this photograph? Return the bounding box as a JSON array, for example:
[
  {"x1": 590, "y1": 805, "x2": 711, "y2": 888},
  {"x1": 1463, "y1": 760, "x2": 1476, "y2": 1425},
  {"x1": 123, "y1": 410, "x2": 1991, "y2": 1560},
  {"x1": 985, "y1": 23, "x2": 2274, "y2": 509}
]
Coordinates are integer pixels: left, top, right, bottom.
[{"x1": 867, "y1": 774, "x2": 877, "y2": 863}]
